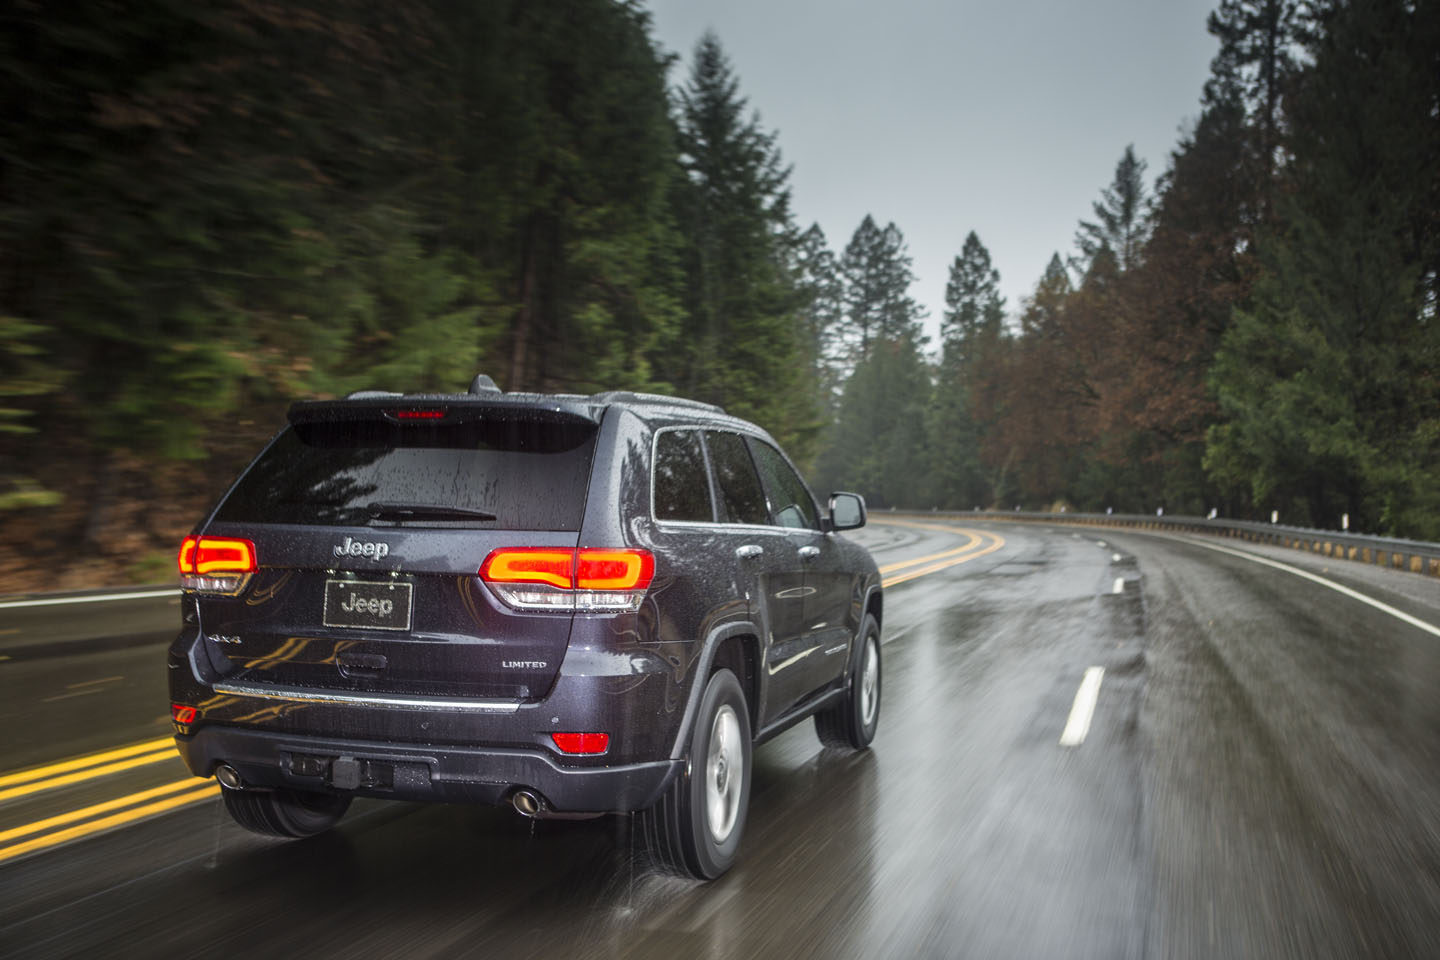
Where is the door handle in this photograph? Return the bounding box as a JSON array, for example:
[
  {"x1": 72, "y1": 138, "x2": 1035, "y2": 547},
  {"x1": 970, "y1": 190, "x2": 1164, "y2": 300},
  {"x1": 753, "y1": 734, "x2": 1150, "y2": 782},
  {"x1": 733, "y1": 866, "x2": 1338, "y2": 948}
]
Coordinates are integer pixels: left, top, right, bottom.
[
  {"x1": 735, "y1": 544, "x2": 763, "y2": 560},
  {"x1": 798, "y1": 546, "x2": 820, "y2": 561}
]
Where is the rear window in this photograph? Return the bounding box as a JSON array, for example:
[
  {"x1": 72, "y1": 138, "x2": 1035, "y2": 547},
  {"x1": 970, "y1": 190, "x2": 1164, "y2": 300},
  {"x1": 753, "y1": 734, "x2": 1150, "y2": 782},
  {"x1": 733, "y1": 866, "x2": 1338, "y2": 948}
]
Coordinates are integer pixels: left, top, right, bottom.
[{"x1": 214, "y1": 419, "x2": 596, "y2": 530}]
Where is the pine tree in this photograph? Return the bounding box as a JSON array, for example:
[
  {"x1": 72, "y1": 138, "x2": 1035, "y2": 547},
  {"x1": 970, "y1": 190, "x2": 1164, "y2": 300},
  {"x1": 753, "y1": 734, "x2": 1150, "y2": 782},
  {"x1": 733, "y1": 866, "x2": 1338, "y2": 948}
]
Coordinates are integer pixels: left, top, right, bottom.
[
  {"x1": 987, "y1": 254, "x2": 1089, "y2": 506},
  {"x1": 1205, "y1": 0, "x2": 1299, "y2": 214},
  {"x1": 1206, "y1": 0, "x2": 1440, "y2": 536},
  {"x1": 813, "y1": 215, "x2": 928, "y2": 502},
  {"x1": 814, "y1": 334, "x2": 932, "y2": 508},
  {"x1": 941, "y1": 232, "x2": 1006, "y2": 359},
  {"x1": 1073, "y1": 145, "x2": 1151, "y2": 275},
  {"x1": 791, "y1": 223, "x2": 845, "y2": 409},
  {"x1": 669, "y1": 31, "x2": 817, "y2": 456},
  {"x1": 930, "y1": 232, "x2": 1006, "y2": 507},
  {"x1": 836, "y1": 216, "x2": 925, "y2": 367},
  {"x1": 1020, "y1": 254, "x2": 1072, "y2": 339}
]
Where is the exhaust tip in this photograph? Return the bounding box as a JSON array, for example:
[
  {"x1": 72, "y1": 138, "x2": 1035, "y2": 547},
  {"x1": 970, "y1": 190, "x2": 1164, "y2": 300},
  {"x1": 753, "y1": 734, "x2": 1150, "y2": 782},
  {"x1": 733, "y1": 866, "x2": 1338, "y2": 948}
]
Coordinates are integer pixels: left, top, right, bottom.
[
  {"x1": 511, "y1": 789, "x2": 542, "y2": 818},
  {"x1": 214, "y1": 764, "x2": 243, "y2": 790}
]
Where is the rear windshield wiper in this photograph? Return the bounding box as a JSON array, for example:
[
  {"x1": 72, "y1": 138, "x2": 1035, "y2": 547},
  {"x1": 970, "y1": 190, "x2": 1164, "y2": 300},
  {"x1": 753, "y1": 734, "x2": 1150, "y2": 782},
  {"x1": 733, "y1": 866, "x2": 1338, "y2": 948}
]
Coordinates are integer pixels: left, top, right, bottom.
[{"x1": 366, "y1": 502, "x2": 497, "y2": 522}]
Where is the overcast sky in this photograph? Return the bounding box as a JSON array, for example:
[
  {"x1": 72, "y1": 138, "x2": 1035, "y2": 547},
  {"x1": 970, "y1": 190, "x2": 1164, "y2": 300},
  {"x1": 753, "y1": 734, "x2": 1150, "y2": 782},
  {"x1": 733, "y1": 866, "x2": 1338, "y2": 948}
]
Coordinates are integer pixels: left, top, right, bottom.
[{"x1": 645, "y1": 0, "x2": 1221, "y2": 341}]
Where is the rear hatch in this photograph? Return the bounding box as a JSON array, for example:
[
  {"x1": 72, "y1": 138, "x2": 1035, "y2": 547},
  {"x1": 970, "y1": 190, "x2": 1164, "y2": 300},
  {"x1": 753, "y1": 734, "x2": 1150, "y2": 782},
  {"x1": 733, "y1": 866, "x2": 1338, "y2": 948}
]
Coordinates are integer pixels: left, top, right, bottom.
[{"x1": 192, "y1": 400, "x2": 598, "y2": 701}]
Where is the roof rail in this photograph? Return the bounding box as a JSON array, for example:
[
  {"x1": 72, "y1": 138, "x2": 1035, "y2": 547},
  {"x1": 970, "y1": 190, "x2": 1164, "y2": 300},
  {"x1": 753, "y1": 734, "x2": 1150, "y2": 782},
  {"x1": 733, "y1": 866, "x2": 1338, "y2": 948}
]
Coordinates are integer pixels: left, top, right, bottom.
[{"x1": 589, "y1": 391, "x2": 725, "y2": 413}]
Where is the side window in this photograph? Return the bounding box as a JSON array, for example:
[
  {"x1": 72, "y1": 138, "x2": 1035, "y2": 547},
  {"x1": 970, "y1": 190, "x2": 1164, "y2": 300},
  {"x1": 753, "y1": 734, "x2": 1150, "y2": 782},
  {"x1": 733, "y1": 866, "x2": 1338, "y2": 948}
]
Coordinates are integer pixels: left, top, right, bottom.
[
  {"x1": 704, "y1": 431, "x2": 770, "y2": 526},
  {"x1": 748, "y1": 440, "x2": 820, "y2": 530},
  {"x1": 653, "y1": 429, "x2": 714, "y2": 522}
]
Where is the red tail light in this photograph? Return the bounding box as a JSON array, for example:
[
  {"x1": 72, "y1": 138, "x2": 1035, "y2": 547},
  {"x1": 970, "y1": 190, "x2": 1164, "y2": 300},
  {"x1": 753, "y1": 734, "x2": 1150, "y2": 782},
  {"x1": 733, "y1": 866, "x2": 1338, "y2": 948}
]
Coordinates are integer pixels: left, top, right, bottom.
[
  {"x1": 480, "y1": 549, "x2": 576, "y2": 589},
  {"x1": 179, "y1": 536, "x2": 257, "y2": 595},
  {"x1": 179, "y1": 536, "x2": 257, "y2": 575},
  {"x1": 576, "y1": 550, "x2": 655, "y2": 590},
  {"x1": 551, "y1": 732, "x2": 609, "y2": 755},
  {"x1": 171, "y1": 703, "x2": 197, "y2": 725},
  {"x1": 388, "y1": 409, "x2": 447, "y2": 420},
  {"x1": 479, "y1": 548, "x2": 654, "y2": 612}
]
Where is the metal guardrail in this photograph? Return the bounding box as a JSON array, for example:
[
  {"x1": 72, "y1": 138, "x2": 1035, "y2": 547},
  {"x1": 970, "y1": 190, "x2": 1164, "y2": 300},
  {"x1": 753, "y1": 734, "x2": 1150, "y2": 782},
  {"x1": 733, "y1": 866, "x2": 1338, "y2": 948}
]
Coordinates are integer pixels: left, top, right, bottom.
[{"x1": 893, "y1": 509, "x2": 1440, "y2": 579}]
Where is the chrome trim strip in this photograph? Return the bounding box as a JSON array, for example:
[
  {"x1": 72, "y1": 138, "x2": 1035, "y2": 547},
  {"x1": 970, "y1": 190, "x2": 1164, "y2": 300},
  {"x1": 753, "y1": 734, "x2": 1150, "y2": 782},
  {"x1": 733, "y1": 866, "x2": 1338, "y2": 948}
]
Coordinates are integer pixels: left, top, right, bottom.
[
  {"x1": 765, "y1": 644, "x2": 822, "y2": 676},
  {"x1": 212, "y1": 682, "x2": 521, "y2": 714}
]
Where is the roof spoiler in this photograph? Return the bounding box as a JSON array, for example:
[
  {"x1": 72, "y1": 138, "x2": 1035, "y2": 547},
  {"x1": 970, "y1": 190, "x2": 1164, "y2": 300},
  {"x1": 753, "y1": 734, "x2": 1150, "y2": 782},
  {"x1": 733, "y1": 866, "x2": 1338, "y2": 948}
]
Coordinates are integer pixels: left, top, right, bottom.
[{"x1": 288, "y1": 395, "x2": 599, "y2": 427}]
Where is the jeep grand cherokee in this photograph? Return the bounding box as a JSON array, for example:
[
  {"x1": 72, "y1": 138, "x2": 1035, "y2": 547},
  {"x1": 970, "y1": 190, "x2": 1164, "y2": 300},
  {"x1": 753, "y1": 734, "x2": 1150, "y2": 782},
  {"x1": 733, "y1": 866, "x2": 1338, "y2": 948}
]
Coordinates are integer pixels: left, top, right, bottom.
[{"x1": 168, "y1": 375, "x2": 882, "y2": 879}]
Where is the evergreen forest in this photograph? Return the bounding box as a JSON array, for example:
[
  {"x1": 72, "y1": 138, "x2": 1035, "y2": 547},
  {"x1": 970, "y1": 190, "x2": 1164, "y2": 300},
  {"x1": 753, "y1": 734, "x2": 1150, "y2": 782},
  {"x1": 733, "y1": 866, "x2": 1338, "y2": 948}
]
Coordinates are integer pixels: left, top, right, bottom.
[{"x1": 1, "y1": 0, "x2": 1437, "y2": 588}]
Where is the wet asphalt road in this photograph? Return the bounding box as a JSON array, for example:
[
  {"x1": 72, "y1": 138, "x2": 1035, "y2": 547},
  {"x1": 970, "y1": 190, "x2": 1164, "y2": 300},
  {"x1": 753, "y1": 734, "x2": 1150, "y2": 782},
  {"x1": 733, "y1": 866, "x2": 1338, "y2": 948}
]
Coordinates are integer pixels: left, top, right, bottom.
[{"x1": 1, "y1": 518, "x2": 1438, "y2": 959}]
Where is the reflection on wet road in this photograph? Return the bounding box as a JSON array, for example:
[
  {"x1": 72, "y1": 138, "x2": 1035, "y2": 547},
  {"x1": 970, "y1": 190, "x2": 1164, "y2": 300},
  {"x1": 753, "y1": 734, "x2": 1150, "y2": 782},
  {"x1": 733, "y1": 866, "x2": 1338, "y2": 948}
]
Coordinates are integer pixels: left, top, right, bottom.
[{"x1": 2, "y1": 519, "x2": 1438, "y2": 958}]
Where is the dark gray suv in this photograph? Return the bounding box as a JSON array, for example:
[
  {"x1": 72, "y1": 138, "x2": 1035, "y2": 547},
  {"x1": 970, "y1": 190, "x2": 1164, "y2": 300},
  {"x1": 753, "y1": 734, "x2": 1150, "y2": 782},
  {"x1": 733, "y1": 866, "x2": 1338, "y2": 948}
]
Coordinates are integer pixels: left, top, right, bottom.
[{"x1": 168, "y1": 376, "x2": 882, "y2": 878}]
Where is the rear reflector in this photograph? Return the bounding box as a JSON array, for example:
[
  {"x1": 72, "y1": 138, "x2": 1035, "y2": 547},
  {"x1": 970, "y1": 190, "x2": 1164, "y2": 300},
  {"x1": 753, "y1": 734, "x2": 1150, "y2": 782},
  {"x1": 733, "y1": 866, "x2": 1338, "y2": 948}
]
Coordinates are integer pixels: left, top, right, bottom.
[
  {"x1": 171, "y1": 703, "x2": 197, "y2": 725},
  {"x1": 479, "y1": 548, "x2": 654, "y2": 612},
  {"x1": 551, "y1": 732, "x2": 609, "y2": 755}
]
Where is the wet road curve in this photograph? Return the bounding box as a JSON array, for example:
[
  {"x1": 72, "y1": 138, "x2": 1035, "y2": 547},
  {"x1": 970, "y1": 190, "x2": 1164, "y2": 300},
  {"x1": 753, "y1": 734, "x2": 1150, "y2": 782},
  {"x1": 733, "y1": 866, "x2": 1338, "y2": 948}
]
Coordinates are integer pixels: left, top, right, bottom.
[{"x1": 1, "y1": 519, "x2": 1438, "y2": 958}]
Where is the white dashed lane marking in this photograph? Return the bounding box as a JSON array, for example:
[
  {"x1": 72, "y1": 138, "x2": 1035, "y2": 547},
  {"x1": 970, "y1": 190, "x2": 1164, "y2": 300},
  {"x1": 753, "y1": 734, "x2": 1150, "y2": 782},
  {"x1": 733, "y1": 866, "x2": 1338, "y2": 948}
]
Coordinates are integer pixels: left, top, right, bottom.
[{"x1": 1060, "y1": 667, "x2": 1105, "y2": 747}]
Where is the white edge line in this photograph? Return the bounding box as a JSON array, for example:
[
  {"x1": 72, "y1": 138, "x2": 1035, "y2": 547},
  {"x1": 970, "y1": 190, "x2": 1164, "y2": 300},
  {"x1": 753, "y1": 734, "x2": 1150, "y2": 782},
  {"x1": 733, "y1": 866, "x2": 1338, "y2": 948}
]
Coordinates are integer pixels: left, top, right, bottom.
[
  {"x1": 1175, "y1": 537, "x2": 1440, "y2": 640},
  {"x1": 1060, "y1": 667, "x2": 1105, "y2": 746},
  {"x1": 0, "y1": 589, "x2": 179, "y2": 610}
]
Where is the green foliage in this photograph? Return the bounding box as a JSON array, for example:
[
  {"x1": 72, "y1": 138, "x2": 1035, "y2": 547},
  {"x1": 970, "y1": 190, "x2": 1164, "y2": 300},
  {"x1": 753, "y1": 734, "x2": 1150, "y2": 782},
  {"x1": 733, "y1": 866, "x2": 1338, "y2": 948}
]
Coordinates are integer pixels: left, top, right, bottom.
[
  {"x1": 0, "y1": 0, "x2": 680, "y2": 449},
  {"x1": 0, "y1": 317, "x2": 66, "y2": 509},
  {"x1": 815, "y1": 334, "x2": 932, "y2": 508},
  {"x1": 1206, "y1": 0, "x2": 1439, "y2": 537},
  {"x1": 929, "y1": 232, "x2": 1006, "y2": 508},
  {"x1": 668, "y1": 32, "x2": 821, "y2": 460},
  {"x1": 813, "y1": 217, "x2": 930, "y2": 502},
  {"x1": 0, "y1": 318, "x2": 63, "y2": 435},
  {"x1": 790, "y1": 223, "x2": 845, "y2": 412},
  {"x1": 1, "y1": 0, "x2": 1436, "y2": 545},
  {"x1": 837, "y1": 216, "x2": 926, "y2": 367},
  {"x1": 1073, "y1": 146, "x2": 1151, "y2": 275}
]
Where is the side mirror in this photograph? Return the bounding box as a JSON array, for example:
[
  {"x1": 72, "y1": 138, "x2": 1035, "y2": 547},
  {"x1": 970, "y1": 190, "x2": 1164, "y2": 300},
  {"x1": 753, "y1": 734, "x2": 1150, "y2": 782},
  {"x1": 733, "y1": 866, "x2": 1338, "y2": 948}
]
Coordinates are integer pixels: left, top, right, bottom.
[{"x1": 829, "y1": 492, "x2": 866, "y2": 531}]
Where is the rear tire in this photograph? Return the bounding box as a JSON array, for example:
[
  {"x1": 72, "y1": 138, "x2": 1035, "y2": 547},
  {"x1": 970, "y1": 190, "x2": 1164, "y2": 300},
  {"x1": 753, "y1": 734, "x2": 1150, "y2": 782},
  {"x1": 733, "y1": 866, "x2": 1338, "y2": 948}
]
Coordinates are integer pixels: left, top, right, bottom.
[
  {"x1": 640, "y1": 668, "x2": 751, "y2": 880},
  {"x1": 221, "y1": 787, "x2": 352, "y2": 839},
  {"x1": 816, "y1": 614, "x2": 881, "y2": 749}
]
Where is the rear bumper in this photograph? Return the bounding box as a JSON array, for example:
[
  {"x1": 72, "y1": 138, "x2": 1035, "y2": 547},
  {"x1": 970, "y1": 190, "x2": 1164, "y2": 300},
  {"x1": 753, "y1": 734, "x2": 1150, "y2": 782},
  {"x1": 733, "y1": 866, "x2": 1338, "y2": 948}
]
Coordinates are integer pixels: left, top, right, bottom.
[{"x1": 175, "y1": 726, "x2": 680, "y2": 813}]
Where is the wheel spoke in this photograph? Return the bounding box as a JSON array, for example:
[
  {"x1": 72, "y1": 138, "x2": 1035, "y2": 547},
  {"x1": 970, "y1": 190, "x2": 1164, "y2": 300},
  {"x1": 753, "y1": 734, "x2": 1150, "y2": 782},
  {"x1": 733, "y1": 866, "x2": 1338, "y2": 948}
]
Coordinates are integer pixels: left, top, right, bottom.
[
  {"x1": 705, "y1": 704, "x2": 742, "y2": 843},
  {"x1": 860, "y1": 637, "x2": 879, "y2": 727}
]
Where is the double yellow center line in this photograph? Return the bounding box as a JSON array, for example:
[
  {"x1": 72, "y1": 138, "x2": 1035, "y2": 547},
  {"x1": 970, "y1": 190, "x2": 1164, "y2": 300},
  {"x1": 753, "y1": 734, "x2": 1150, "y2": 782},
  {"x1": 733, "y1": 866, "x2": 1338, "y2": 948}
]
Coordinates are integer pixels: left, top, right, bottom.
[
  {"x1": 0, "y1": 737, "x2": 216, "y2": 863},
  {"x1": 875, "y1": 520, "x2": 1007, "y2": 587},
  {"x1": 0, "y1": 737, "x2": 178, "y2": 803}
]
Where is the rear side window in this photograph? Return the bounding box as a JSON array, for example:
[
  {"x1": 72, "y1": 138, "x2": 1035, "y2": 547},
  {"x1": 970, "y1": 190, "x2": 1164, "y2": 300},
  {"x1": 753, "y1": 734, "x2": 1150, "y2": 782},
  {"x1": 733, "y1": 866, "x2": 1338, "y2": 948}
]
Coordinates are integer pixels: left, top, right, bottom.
[
  {"x1": 704, "y1": 431, "x2": 769, "y2": 526},
  {"x1": 653, "y1": 430, "x2": 714, "y2": 522},
  {"x1": 748, "y1": 440, "x2": 820, "y2": 530},
  {"x1": 214, "y1": 419, "x2": 596, "y2": 530}
]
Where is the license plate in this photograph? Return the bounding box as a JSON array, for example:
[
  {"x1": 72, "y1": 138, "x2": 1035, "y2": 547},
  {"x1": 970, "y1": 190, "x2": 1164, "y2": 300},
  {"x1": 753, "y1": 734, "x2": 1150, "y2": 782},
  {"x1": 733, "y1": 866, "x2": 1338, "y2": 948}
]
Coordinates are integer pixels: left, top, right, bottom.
[{"x1": 323, "y1": 580, "x2": 413, "y2": 631}]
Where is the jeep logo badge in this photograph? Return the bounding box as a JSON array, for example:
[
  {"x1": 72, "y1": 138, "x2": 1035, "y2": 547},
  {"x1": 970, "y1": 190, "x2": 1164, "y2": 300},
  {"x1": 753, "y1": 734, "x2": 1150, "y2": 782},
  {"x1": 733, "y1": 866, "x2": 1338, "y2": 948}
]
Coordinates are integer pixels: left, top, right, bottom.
[{"x1": 333, "y1": 537, "x2": 390, "y2": 560}]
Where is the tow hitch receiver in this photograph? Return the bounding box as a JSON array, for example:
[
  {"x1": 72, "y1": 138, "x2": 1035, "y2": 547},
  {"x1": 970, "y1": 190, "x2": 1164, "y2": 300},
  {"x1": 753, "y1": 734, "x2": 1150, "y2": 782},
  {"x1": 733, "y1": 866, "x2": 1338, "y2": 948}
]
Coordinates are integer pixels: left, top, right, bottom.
[{"x1": 330, "y1": 757, "x2": 362, "y2": 790}]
